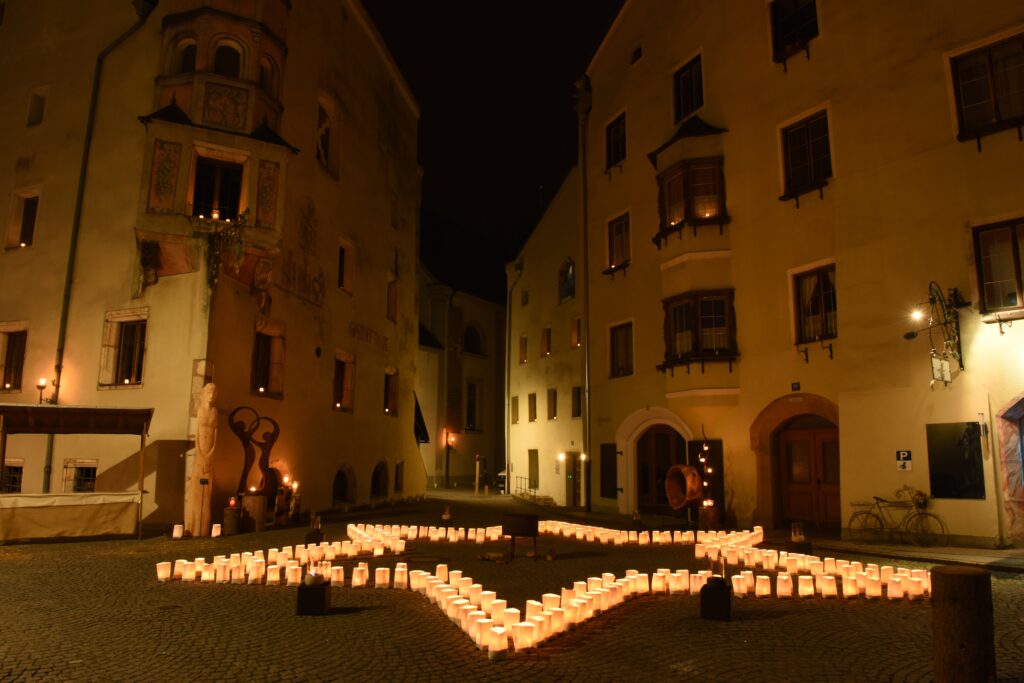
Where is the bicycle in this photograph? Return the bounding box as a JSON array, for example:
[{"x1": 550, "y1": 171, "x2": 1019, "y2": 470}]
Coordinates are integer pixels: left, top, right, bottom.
[{"x1": 847, "y1": 485, "x2": 948, "y2": 547}]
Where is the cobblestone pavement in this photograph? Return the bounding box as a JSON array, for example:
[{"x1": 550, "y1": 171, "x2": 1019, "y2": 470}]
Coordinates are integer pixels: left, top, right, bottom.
[{"x1": 1, "y1": 495, "x2": 1022, "y2": 682}]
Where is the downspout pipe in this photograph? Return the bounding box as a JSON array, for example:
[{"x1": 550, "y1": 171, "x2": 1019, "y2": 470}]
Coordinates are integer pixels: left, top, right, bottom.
[
  {"x1": 574, "y1": 76, "x2": 592, "y2": 512},
  {"x1": 42, "y1": 1, "x2": 159, "y2": 492},
  {"x1": 504, "y1": 260, "x2": 523, "y2": 494}
]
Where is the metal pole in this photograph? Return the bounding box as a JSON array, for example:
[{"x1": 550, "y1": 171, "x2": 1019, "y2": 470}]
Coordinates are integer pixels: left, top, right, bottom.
[{"x1": 574, "y1": 76, "x2": 593, "y2": 514}]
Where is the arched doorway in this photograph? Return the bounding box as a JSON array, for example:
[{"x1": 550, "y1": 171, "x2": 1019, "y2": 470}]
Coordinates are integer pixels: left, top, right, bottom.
[
  {"x1": 776, "y1": 415, "x2": 840, "y2": 531},
  {"x1": 370, "y1": 461, "x2": 388, "y2": 498},
  {"x1": 332, "y1": 465, "x2": 354, "y2": 506},
  {"x1": 996, "y1": 391, "x2": 1024, "y2": 542},
  {"x1": 750, "y1": 392, "x2": 839, "y2": 529},
  {"x1": 635, "y1": 425, "x2": 687, "y2": 512}
]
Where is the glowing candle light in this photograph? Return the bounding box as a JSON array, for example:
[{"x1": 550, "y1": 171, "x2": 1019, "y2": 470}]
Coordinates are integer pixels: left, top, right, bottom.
[
  {"x1": 776, "y1": 573, "x2": 793, "y2": 598},
  {"x1": 824, "y1": 557, "x2": 837, "y2": 574},
  {"x1": 155, "y1": 562, "x2": 172, "y2": 582},
  {"x1": 503, "y1": 608, "x2": 521, "y2": 631},
  {"x1": 887, "y1": 577, "x2": 904, "y2": 600},
  {"x1": 906, "y1": 577, "x2": 924, "y2": 600},
  {"x1": 755, "y1": 575, "x2": 771, "y2": 598},
  {"x1": 797, "y1": 575, "x2": 815, "y2": 597},
  {"x1": 512, "y1": 622, "x2": 536, "y2": 651},
  {"x1": 490, "y1": 599, "x2": 508, "y2": 624},
  {"x1": 819, "y1": 575, "x2": 837, "y2": 598},
  {"x1": 435, "y1": 564, "x2": 449, "y2": 582},
  {"x1": 543, "y1": 593, "x2": 561, "y2": 610},
  {"x1": 265, "y1": 565, "x2": 280, "y2": 585},
  {"x1": 172, "y1": 524, "x2": 184, "y2": 540},
  {"x1": 865, "y1": 576, "x2": 882, "y2": 599},
  {"x1": 786, "y1": 555, "x2": 800, "y2": 574},
  {"x1": 842, "y1": 575, "x2": 859, "y2": 598},
  {"x1": 732, "y1": 574, "x2": 747, "y2": 597},
  {"x1": 880, "y1": 566, "x2": 894, "y2": 583},
  {"x1": 488, "y1": 626, "x2": 508, "y2": 660},
  {"x1": 695, "y1": 543, "x2": 706, "y2": 559},
  {"x1": 286, "y1": 565, "x2": 302, "y2": 586},
  {"x1": 210, "y1": 523, "x2": 221, "y2": 538},
  {"x1": 394, "y1": 567, "x2": 408, "y2": 590}
]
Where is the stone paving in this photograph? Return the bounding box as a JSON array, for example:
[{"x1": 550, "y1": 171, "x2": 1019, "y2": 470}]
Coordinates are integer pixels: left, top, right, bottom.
[{"x1": 1, "y1": 494, "x2": 1023, "y2": 682}]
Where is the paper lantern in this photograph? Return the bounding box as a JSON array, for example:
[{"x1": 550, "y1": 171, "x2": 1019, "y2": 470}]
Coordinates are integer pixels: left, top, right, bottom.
[
  {"x1": 866, "y1": 564, "x2": 880, "y2": 580},
  {"x1": 474, "y1": 618, "x2": 494, "y2": 649},
  {"x1": 155, "y1": 562, "x2": 172, "y2": 582},
  {"x1": 525, "y1": 599, "x2": 542, "y2": 619},
  {"x1": 755, "y1": 575, "x2": 771, "y2": 598},
  {"x1": 216, "y1": 560, "x2": 230, "y2": 583},
  {"x1": 448, "y1": 570, "x2": 463, "y2": 586},
  {"x1": 458, "y1": 577, "x2": 473, "y2": 597},
  {"x1": 285, "y1": 565, "x2": 302, "y2": 586},
  {"x1": 651, "y1": 573, "x2": 666, "y2": 594},
  {"x1": 210, "y1": 523, "x2": 221, "y2": 538},
  {"x1": 502, "y1": 608, "x2": 520, "y2": 631},
  {"x1": 374, "y1": 567, "x2": 390, "y2": 588},
  {"x1": 842, "y1": 575, "x2": 859, "y2": 598},
  {"x1": 587, "y1": 577, "x2": 602, "y2": 592},
  {"x1": 512, "y1": 622, "x2": 536, "y2": 651},
  {"x1": 694, "y1": 543, "x2": 706, "y2": 559},
  {"x1": 454, "y1": 601, "x2": 473, "y2": 624},
  {"x1": 731, "y1": 574, "x2": 747, "y2": 597},
  {"x1": 905, "y1": 578, "x2": 924, "y2": 600},
  {"x1": 725, "y1": 547, "x2": 739, "y2": 565},
  {"x1": 180, "y1": 561, "x2": 196, "y2": 582},
  {"x1": 887, "y1": 577, "x2": 904, "y2": 600},
  {"x1": 819, "y1": 575, "x2": 837, "y2": 598},
  {"x1": 670, "y1": 571, "x2": 689, "y2": 595},
  {"x1": 488, "y1": 627, "x2": 508, "y2": 660},
  {"x1": 248, "y1": 559, "x2": 265, "y2": 584},
  {"x1": 865, "y1": 577, "x2": 882, "y2": 599},
  {"x1": 823, "y1": 557, "x2": 837, "y2": 574},
  {"x1": 468, "y1": 584, "x2": 482, "y2": 604},
  {"x1": 394, "y1": 567, "x2": 408, "y2": 590},
  {"x1": 786, "y1": 556, "x2": 800, "y2": 574},
  {"x1": 490, "y1": 599, "x2": 508, "y2": 624},
  {"x1": 690, "y1": 573, "x2": 707, "y2": 594},
  {"x1": 172, "y1": 524, "x2": 184, "y2": 540},
  {"x1": 542, "y1": 593, "x2": 561, "y2": 610},
  {"x1": 776, "y1": 573, "x2": 793, "y2": 598},
  {"x1": 562, "y1": 602, "x2": 578, "y2": 626},
  {"x1": 912, "y1": 569, "x2": 931, "y2": 595},
  {"x1": 351, "y1": 566, "x2": 368, "y2": 588},
  {"x1": 637, "y1": 574, "x2": 650, "y2": 594},
  {"x1": 796, "y1": 575, "x2": 815, "y2": 597},
  {"x1": 880, "y1": 566, "x2": 894, "y2": 583},
  {"x1": 741, "y1": 570, "x2": 754, "y2": 592},
  {"x1": 265, "y1": 565, "x2": 280, "y2": 585},
  {"x1": 809, "y1": 561, "x2": 824, "y2": 576},
  {"x1": 708, "y1": 545, "x2": 721, "y2": 562},
  {"x1": 435, "y1": 564, "x2": 449, "y2": 582}
]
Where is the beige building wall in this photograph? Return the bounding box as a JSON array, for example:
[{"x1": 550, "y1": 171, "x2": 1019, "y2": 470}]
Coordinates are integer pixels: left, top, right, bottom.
[
  {"x1": 514, "y1": 1, "x2": 1024, "y2": 545},
  {"x1": 0, "y1": 0, "x2": 424, "y2": 526},
  {"x1": 507, "y1": 168, "x2": 585, "y2": 506},
  {"x1": 416, "y1": 266, "x2": 505, "y2": 490}
]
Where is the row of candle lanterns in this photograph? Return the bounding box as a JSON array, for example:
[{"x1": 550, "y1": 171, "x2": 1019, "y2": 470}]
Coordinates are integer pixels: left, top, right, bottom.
[{"x1": 539, "y1": 520, "x2": 764, "y2": 547}]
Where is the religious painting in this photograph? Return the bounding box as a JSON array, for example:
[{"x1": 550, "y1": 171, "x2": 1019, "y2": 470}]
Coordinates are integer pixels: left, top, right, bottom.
[
  {"x1": 256, "y1": 160, "x2": 279, "y2": 228},
  {"x1": 147, "y1": 139, "x2": 181, "y2": 213}
]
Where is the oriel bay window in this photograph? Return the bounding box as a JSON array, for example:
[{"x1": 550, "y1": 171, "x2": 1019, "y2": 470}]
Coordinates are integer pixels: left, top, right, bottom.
[
  {"x1": 973, "y1": 219, "x2": 1024, "y2": 313},
  {"x1": 660, "y1": 290, "x2": 737, "y2": 369},
  {"x1": 655, "y1": 158, "x2": 727, "y2": 244},
  {"x1": 770, "y1": 0, "x2": 819, "y2": 66},
  {"x1": 794, "y1": 264, "x2": 837, "y2": 343}
]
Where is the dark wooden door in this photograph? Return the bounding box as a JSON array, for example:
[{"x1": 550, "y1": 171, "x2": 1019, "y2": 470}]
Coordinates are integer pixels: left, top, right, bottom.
[
  {"x1": 565, "y1": 452, "x2": 580, "y2": 507},
  {"x1": 636, "y1": 426, "x2": 686, "y2": 511},
  {"x1": 780, "y1": 428, "x2": 840, "y2": 529}
]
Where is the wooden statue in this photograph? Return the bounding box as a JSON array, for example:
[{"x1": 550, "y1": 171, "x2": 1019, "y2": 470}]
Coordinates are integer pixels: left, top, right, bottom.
[{"x1": 185, "y1": 383, "x2": 218, "y2": 537}]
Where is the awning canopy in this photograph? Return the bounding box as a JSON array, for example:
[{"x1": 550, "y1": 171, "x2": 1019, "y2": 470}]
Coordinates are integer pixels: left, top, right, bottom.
[{"x1": 0, "y1": 404, "x2": 154, "y2": 436}]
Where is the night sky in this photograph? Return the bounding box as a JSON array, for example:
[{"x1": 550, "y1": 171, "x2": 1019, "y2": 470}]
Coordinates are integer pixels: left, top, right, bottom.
[{"x1": 364, "y1": 1, "x2": 625, "y2": 303}]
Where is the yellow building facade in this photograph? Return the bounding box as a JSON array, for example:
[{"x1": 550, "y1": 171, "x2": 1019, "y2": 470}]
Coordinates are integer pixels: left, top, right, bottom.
[
  {"x1": 0, "y1": 0, "x2": 424, "y2": 528},
  {"x1": 509, "y1": 0, "x2": 1024, "y2": 546}
]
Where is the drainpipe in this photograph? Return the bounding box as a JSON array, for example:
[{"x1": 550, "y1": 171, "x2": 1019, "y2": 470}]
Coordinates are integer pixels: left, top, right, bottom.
[
  {"x1": 574, "y1": 76, "x2": 592, "y2": 512},
  {"x1": 986, "y1": 395, "x2": 1007, "y2": 547},
  {"x1": 42, "y1": 1, "x2": 159, "y2": 492},
  {"x1": 504, "y1": 260, "x2": 523, "y2": 494}
]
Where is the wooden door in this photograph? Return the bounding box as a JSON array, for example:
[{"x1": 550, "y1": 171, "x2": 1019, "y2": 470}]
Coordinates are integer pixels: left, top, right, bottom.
[
  {"x1": 565, "y1": 452, "x2": 580, "y2": 507},
  {"x1": 780, "y1": 428, "x2": 840, "y2": 530},
  {"x1": 636, "y1": 426, "x2": 685, "y2": 511}
]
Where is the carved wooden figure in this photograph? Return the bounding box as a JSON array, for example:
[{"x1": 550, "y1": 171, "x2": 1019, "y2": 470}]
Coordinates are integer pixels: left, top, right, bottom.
[{"x1": 185, "y1": 383, "x2": 218, "y2": 537}]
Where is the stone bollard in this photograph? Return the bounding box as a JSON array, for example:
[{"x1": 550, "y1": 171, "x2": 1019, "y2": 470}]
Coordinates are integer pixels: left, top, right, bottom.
[
  {"x1": 931, "y1": 565, "x2": 995, "y2": 683},
  {"x1": 700, "y1": 576, "x2": 732, "y2": 621}
]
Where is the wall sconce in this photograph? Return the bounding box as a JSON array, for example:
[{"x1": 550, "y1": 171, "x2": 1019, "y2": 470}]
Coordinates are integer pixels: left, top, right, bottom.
[
  {"x1": 211, "y1": 208, "x2": 220, "y2": 221},
  {"x1": 557, "y1": 453, "x2": 566, "y2": 462},
  {"x1": 36, "y1": 377, "x2": 58, "y2": 405}
]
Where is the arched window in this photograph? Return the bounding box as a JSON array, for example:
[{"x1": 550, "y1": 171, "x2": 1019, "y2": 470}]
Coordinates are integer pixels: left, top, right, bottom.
[
  {"x1": 177, "y1": 41, "x2": 197, "y2": 74},
  {"x1": 213, "y1": 44, "x2": 241, "y2": 78},
  {"x1": 370, "y1": 462, "x2": 388, "y2": 498},
  {"x1": 559, "y1": 258, "x2": 576, "y2": 302},
  {"x1": 332, "y1": 468, "x2": 350, "y2": 503},
  {"x1": 462, "y1": 326, "x2": 484, "y2": 355},
  {"x1": 258, "y1": 57, "x2": 276, "y2": 95}
]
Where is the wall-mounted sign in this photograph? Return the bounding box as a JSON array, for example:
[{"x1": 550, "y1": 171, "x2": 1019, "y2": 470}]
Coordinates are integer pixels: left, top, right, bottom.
[
  {"x1": 896, "y1": 450, "x2": 912, "y2": 472},
  {"x1": 349, "y1": 321, "x2": 389, "y2": 351}
]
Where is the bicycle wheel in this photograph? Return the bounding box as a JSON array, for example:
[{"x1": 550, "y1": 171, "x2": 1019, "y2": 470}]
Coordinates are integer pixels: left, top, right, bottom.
[
  {"x1": 906, "y1": 512, "x2": 947, "y2": 547},
  {"x1": 848, "y1": 511, "x2": 884, "y2": 543}
]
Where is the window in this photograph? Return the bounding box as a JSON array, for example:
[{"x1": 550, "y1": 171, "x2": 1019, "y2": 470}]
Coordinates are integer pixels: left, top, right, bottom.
[
  {"x1": 1, "y1": 330, "x2": 26, "y2": 390},
  {"x1": 114, "y1": 320, "x2": 146, "y2": 385},
  {"x1": 781, "y1": 110, "x2": 832, "y2": 199},
  {"x1": 605, "y1": 113, "x2": 626, "y2": 168},
  {"x1": 519, "y1": 335, "x2": 527, "y2": 364},
  {"x1": 63, "y1": 460, "x2": 98, "y2": 493},
  {"x1": 192, "y1": 157, "x2": 243, "y2": 221},
  {"x1": 466, "y1": 380, "x2": 480, "y2": 431},
  {"x1": 540, "y1": 327, "x2": 552, "y2": 356},
  {"x1": 511, "y1": 395, "x2": 519, "y2": 424},
  {"x1": 657, "y1": 158, "x2": 726, "y2": 235},
  {"x1": 332, "y1": 353, "x2": 355, "y2": 411},
  {"x1": 528, "y1": 393, "x2": 537, "y2": 422},
  {"x1": 528, "y1": 449, "x2": 539, "y2": 489},
  {"x1": 547, "y1": 388, "x2": 557, "y2": 420},
  {"x1": 572, "y1": 386, "x2": 582, "y2": 418},
  {"x1": 463, "y1": 326, "x2": 484, "y2": 355},
  {"x1": 571, "y1": 317, "x2": 582, "y2": 348},
  {"x1": 258, "y1": 57, "x2": 276, "y2": 95},
  {"x1": 316, "y1": 102, "x2": 333, "y2": 170},
  {"x1": 952, "y1": 34, "x2": 1024, "y2": 141},
  {"x1": 384, "y1": 370, "x2": 398, "y2": 416},
  {"x1": 794, "y1": 264, "x2": 837, "y2": 343},
  {"x1": 386, "y1": 279, "x2": 398, "y2": 323},
  {"x1": 175, "y1": 41, "x2": 197, "y2": 75},
  {"x1": 674, "y1": 55, "x2": 703, "y2": 122},
  {"x1": 770, "y1": 0, "x2": 818, "y2": 64},
  {"x1": 662, "y1": 290, "x2": 737, "y2": 363},
  {"x1": 26, "y1": 92, "x2": 46, "y2": 127},
  {"x1": 252, "y1": 330, "x2": 284, "y2": 398},
  {"x1": 558, "y1": 259, "x2": 575, "y2": 302},
  {"x1": 7, "y1": 194, "x2": 39, "y2": 248},
  {"x1": 337, "y1": 245, "x2": 347, "y2": 290},
  {"x1": 973, "y1": 219, "x2": 1024, "y2": 313},
  {"x1": 1, "y1": 461, "x2": 22, "y2": 493},
  {"x1": 0, "y1": 4, "x2": 6, "y2": 26},
  {"x1": 608, "y1": 213, "x2": 630, "y2": 269},
  {"x1": 610, "y1": 322, "x2": 633, "y2": 378},
  {"x1": 600, "y1": 443, "x2": 618, "y2": 499},
  {"x1": 213, "y1": 44, "x2": 241, "y2": 78}
]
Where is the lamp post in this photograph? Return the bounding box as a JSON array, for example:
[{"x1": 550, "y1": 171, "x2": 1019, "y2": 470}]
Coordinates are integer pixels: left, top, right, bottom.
[{"x1": 445, "y1": 431, "x2": 455, "y2": 488}]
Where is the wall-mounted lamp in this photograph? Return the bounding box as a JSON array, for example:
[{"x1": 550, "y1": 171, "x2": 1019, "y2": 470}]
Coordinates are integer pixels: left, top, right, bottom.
[
  {"x1": 557, "y1": 452, "x2": 566, "y2": 462},
  {"x1": 579, "y1": 453, "x2": 587, "y2": 461},
  {"x1": 903, "y1": 281, "x2": 966, "y2": 372},
  {"x1": 36, "y1": 377, "x2": 58, "y2": 405}
]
